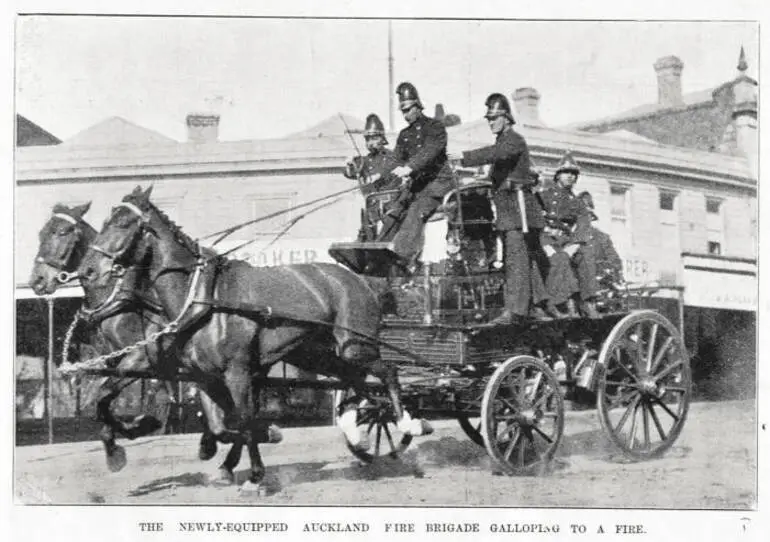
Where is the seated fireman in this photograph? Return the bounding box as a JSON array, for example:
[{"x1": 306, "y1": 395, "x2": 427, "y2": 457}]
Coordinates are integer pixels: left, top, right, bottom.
[
  {"x1": 343, "y1": 113, "x2": 402, "y2": 241},
  {"x1": 451, "y1": 93, "x2": 543, "y2": 325},
  {"x1": 577, "y1": 191, "x2": 626, "y2": 288},
  {"x1": 539, "y1": 152, "x2": 600, "y2": 318}
]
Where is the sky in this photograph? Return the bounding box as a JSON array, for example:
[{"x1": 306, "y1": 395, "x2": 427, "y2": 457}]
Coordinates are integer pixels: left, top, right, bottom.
[{"x1": 15, "y1": 16, "x2": 758, "y2": 142}]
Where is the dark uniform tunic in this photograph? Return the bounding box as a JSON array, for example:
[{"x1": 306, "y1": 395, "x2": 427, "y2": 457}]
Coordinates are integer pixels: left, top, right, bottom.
[
  {"x1": 343, "y1": 149, "x2": 402, "y2": 241},
  {"x1": 387, "y1": 114, "x2": 455, "y2": 262},
  {"x1": 538, "y1": 184, "x2": 598, "y2": 304},
  {"x1": 460, "y1": 128, "x2": 542, "y2": 316},
  {"x1": 588, "y1": 225, "x2": 625, "y2": 285}
]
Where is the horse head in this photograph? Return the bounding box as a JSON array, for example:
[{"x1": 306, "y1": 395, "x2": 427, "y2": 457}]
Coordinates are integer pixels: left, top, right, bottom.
[
  {"x1": 79, "y1": 185, "x2": 200, "y2": 309},
  {"x1": 30, "y1": 202, "x2": 94, "y2": 295}
]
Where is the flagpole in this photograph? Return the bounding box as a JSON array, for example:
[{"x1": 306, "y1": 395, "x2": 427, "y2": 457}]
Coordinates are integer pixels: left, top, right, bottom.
[{"x1": 388, "y1": 20, "x2": 395, "y2": 132}]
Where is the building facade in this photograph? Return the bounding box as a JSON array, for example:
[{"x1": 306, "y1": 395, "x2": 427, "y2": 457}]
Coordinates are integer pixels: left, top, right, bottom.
[{"x1": 15, "y1": 52, "x2": 758, "y2": 432}]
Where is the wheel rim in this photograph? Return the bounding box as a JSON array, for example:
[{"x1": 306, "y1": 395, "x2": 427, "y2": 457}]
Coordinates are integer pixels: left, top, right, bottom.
[
  {"x1": 340, "y1": 392, "x2": 412, "y2": 463},
  {"x1": 481, "y1": 356, "x2": 564, "y2": 475},
  {"x1": 597, "y1": 311, "x2": 691, "y2": 460},
  {"x1": 457, "y1": 415, "x2": 484, "y2": 447}
]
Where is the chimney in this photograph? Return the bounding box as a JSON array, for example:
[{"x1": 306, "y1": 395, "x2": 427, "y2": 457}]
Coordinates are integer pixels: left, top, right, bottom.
[
  {"x1": 653, "y1": 55, "x2": 684, "y2": 107},
  {"x1": 731, "y1": 46, "x2": 758, "y2": 170},
  {"x1": 512, "y1": 87, "x2": 542, "y2": 126},
  {"x1": 186, "y1": 113, "x2": 220, "y2": 143},
  {"x1": 434, "y1": 103, "x2": 446, "y2": 121}
]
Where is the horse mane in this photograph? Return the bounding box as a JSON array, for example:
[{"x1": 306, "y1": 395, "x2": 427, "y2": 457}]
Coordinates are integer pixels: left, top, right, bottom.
[{"x1": 123, "y1": 193, "x2": 200, "y2": 256}]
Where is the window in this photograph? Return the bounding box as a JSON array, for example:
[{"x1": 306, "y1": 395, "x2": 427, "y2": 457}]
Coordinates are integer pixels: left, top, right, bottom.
[
  {"x1": 659, "y1": 192, "x2": 675, "y2": 211},
  {"x1": 705, "y1": 197, "x2": 724, "y2": 255},
  {"x1": 609, "y1": 184, "x2": 632, "y2": 255}
]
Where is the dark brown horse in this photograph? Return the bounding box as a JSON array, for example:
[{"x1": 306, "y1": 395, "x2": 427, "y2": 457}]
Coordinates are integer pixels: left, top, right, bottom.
[
  {"x1": 78, "y1": 186, "x2": 428, "y2": 492},
  {"x1": 29, "y1": 203, "x2": 224, "y2": 472}
]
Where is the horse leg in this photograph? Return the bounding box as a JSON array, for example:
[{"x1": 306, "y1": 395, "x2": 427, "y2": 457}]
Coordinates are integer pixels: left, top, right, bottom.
[
  {"x1": 95, "y1": 377, "x2": 161, "y2": 472},
  {"x1": 197, "y1": 385, "x2": 244, "y2": 486},
  {"x1": 371, "y1": 360, "x2": 433, "y2": 438}
]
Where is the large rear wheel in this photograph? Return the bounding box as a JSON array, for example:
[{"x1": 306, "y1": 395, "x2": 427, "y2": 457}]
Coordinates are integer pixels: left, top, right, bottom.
[{"x1": 596, "y1": 310, "x2": 691, "y2": 460}]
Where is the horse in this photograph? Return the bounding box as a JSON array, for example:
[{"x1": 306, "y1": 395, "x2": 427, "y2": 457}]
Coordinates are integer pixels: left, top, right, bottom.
[
  {"x1": 29, "y1": 202, "x2": 226, "y2": 472},
  {"x1": 77, "y1": 185, "x2": 431, "y2": 493}
]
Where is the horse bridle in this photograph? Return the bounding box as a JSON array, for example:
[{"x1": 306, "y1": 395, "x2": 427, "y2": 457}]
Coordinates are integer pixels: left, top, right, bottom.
[
  {"x1": 35, "y1": 212, "x2": 86, "y2": 284},
  {"x1": 88, "y1": 202, "x2": 152, "y2": 279},
  {"x1": 85, "y1": 201, "x2": 203, "y2": 324}
]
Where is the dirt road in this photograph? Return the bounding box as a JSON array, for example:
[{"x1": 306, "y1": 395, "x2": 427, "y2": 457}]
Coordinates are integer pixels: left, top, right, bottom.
[{"x1": 14, "y1": 399, "x2": 756, "y2": 508}]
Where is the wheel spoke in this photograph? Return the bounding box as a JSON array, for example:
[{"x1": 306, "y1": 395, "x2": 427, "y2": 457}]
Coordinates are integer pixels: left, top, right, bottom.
[
  {"x1": 604, "y1": 379, "x2": 639, "y2": 390},
  {"x1": 517, "y1": 430, "x2": 530, "y2": 467},
  {"x1": 663, "y1": 386, "x2": 689, "y2": 394},
  {"x1": 383, "y1": 423, "x2": 396, "y2": 450},
  {"x1": 633, "y1": 323, "x2": 645, "y2": 372},
  {"x1": 647, "y1": 401, "x2": 668, "y2": 441},
  {"x1": 650, "y1": 336, "x2": 674, "y2": 374},
  {"x1": 626, "y1": 401, "x2": 640, "y2": 449},
  {"x1": 499, "y1": 397, "x2": 520, "y2": 415},
  {"x1": 611, "y1": 356, "x2": 641, "y2": 384},
  {"x1": 653, "y1": 359, "x2": 685, "y2": 382},
  {"x1": 641, "y1": 398, "x2": 651, "y2": 448},
  {"x1": 375, "y1": 423, "x2": 382, "y2": 456},
  {"x1": 527, "y1": 373, "x2": 544, "y2": 402},
  {"x1": 503, "y1": 428, "x2": 521, "y2": 461},
  {"x1": 531, "y1": 384, "x2": 555, "y2": 410},
  {"x1": 646, "y1": 323, "x2": 659, "y2": 371},
  {"x1": 613, "y1": 395, "x2": 641, "y2": 433},
  {"x1": 532, "y1": 423, "x2": 554, "y2": 444},
  {"x1": 650, "y1": 395, "x2": 680, "y2": 422}
]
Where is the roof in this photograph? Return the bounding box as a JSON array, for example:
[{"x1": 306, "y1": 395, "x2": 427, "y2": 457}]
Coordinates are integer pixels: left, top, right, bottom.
[
  {"x1": 61, "y1": 116, "x2": 177, "y2": 148},
  {"x1": 284, "y1": 113, "x2": 365, "y2": 139},
  {"x1": 16, "y1": 115, "x2": 61, "y2": 147}
]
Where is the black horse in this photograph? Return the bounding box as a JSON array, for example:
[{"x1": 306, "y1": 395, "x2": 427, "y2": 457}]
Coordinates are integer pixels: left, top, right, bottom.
[
  {"x1": 78, "y1": 186, "x2": 431, "y2": 493},
  {"x1": 29, "y1": 202, "x2": 226, "y2": 472}
]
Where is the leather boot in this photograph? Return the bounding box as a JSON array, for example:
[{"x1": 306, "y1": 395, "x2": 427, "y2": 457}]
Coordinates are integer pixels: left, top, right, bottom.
[
  {"x1": 488, "y1": 309, "x2": 526, "y2": 326},
  {"x1": 581, "y1": 299, "x2": 601, "y2": 319},
  {"x1": 546, "y1": 302, "x2": 569, "y2": 319},
  {"x1": 530, "y1": 305, "x2": 552, "y2": 321},
  {"x1": 566, "y1": 298, "x2": 581, "y2": 318}
]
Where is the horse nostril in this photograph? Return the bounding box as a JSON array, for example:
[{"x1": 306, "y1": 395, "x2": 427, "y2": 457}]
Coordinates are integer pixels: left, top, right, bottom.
[{"x1": 83, "y1": 267, "x2": 96, "y2": 281}]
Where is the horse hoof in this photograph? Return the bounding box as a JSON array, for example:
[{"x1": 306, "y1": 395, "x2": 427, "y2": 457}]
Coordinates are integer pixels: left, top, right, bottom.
[
  {"x1": 209, "y1": 468, "x2": 235, "y2": 487},
  {"x1": 106, "y1": 445, "x2": 127, "y2": 472},
  {"x1": 198, "y1": 436, "x2": 218, "y2": 461},
  {"x1": 267, "y1": 424, "x2": 283, "y2": 444},
  {"x1": 238, "y1": 480, "x2": 266, "y2": 496}
]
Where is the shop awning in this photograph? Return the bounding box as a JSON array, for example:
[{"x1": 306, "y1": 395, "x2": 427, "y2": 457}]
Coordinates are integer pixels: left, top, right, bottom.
[{"x1": 682, "y1": 253, "x2": 757, "y2": 311}]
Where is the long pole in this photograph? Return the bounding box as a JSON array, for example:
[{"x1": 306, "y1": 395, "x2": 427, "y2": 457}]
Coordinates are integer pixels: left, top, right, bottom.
[
  {"x1": 388, "y1": 20, "x2": 395, "y2": 132},
  {"x1": 46, "y1": 298, "x2": 54, "y2": 444}
]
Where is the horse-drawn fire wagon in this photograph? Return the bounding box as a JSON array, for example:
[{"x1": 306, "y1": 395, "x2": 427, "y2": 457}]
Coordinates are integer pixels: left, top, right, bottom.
[
  {"x1": 327, "y1": 178, "x2": 691, "y2": 474},
  {"x1": 35, "y1": 178, "x2": 691, "y2": 490}
]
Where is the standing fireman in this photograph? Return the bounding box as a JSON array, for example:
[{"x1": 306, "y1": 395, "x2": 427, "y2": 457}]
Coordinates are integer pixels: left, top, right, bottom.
[
  {"x1": 385, "y1": 82, "x2": 455, "y2": 271},
  {"x1": 578, "y1": 191, "x2": 625, "y2": 287},
  {"x1": 539, "y1": 152, "x2": 600, "y2": 318},
  {"x1": 451, "y1": 93, "x2": 544, "y2": 325},
  {"x1": 343, "y1": 113, "x2": 402, "y2": 240}
]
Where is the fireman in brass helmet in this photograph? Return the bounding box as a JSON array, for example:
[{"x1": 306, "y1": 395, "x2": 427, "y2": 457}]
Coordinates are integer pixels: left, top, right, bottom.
[
  {"x1": 449, "y1": 93, "x2": 545, "y2": 325},
  {"x1": 382, "y1": 82, "x2": 455, "y2": 271},
  {"x1": 539, "y1": 152, "x2": 600, "y2": 318},
  {"x1": 343, "y1": 113, "x2": 402, "y2": 241}
]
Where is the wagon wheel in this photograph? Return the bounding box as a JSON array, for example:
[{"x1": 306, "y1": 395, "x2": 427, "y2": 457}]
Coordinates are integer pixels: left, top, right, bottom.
[
  {"x1": 457, "y1": 415, "x2": 484, "y2": 447},
  {"x1": 596, "y1": 310, "x2": 691, "y2": 461},
  {"x1": 337, "y1": 390, "x2": 412, "y2": 464},
  {"x1": 481, "y1": 355, "x2": 564, "y2": 475},
  {"x1": 455, "y1": 384, "x2": 486, "y2": 447}
]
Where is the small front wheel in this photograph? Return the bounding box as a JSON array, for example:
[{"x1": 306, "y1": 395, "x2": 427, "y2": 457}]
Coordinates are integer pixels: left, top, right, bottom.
[
  {"x1": 481, "y1": 355, "x2": 564, "y2": 475},
  {"x1": 338, "y1": 390, "x2": 412, "y2": 464}
]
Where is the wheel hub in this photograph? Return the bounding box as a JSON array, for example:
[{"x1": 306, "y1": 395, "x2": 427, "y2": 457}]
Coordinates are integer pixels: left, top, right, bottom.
[
  {"x1": 639, "y1": 377, "x2": 659, "y2": 396},
  {"x1": 515, "y1": 408, "x2": 542, "y2": 427}
]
